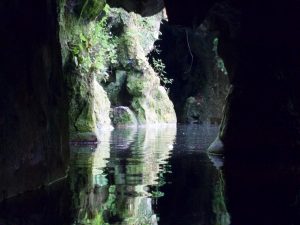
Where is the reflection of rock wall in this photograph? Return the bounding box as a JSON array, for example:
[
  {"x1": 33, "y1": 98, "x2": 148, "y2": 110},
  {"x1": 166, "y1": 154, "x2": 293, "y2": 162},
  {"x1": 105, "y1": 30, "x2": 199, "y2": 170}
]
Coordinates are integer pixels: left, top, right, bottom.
[
  {"x1": 69, "y1": 129, "x2": 111, "y2": 224},
  {"x1": 92, "y1": 130, "x2": 111, "y2": 186},
  {"x1": 158, "y1": 153, "x2": 230, "y2": 225},
  {"x1": 132, "y1": 125, "x2": 176, "y2": 185},
  {"x1": 111, "y1": 125, "x2": 176, "y2": 186},
  {"x1": 118, "y1": 196, "x2": 158, "y2": 225},
  {"x1": 108, "y1": 125, "x2": 176, "y2": 224},
  {"x1": 212, "y1": 171, "x2": 230, "y2": 225}
]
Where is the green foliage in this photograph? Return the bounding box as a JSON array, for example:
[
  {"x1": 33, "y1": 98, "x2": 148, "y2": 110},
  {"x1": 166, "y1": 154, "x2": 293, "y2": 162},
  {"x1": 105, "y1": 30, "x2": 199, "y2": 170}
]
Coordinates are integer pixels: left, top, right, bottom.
[
  {"x1": 103, "y1": 185, "x2": 117, "y2": 216},
  {"x1": 73, "y1": 0, "x2": 106, "y2": 21},
  {"x1": 82, "y1": 0, "x2": 105, "y2": 20},
  {"x1": 68, "y1": 5, "x2": 117, "y2": 82},
  {"x1": 213, "y1": 38, "x2": 228, "y2": 75},
  {"x1": 152, "y1": 58, "x2": 173, "y2": 87}
]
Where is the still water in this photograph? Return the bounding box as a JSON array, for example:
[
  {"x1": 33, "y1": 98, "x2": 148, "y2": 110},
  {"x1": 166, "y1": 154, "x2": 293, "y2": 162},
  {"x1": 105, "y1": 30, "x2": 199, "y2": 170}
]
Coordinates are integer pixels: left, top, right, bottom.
[{"x1": 1, "y1": 125, "x2": 300, "y2": 225}]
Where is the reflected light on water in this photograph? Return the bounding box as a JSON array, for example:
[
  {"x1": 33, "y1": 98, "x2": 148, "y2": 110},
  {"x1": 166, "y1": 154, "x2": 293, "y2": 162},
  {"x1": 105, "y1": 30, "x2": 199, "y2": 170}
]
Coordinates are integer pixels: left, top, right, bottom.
[{"x1": 0, "y1": 124, "x2": 231, "y2": 225}]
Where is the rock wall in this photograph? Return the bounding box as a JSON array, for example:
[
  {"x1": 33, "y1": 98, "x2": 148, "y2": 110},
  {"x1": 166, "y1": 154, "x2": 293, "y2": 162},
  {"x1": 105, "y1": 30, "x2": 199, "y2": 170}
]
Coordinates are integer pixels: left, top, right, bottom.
[
  {"x1": 60, "y1": 1, "x2": 176, "y2": 140},
  {"x1": 164, "y1": 0, "x2": 300, "y2": 153},
  {"x1": 105, "y1": 7, "x2": 176, "y2": 125},
  {"x1": 59, "y1": 0, "x2": 112, "y2": 142},
  {"x1": 0, "y1": 0, "x2": 69, "y2": 199},
  {"x1": 214, "y1": 1, "x2": 300, "y2": 153},
  {"x1": 155, "y1": 21, "x2": 229, "y2": 123}
]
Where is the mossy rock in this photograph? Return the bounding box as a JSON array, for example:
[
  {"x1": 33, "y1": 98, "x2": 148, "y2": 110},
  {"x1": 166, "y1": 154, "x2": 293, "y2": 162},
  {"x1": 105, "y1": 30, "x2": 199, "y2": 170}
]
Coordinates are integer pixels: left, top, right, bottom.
[
  {"x1": 111, "y1": 106, "x2": 138, "y2": 126},
  {"x1": 126, "y1": 73, "x2": 147, "y2": 96},
  {"x1": 74, "y1": 101, "x2": 95, "y2": 132},
  {"x1": 126, "y1": 70, "x2": 160, "y2": 97},
  {"x1": 67, "y1": 68, "x2": 95, "y2": 133},
  {"x1": 94, "y1": 79, "x2": 112, "y2": 128},
  {"x1": 131, "y1": 87, "x2": 176, "y2": 124},
  {"x1": 153, "y1": 86, "x2": 177, "y2": 123},
  {"x1": 131, "y1": 97, "x2": 147, "y2": 123},
  {"x1": 183, "y1": 96, "x2": 204, "y2": 123},
  {"x1": 105, "y1": 70, "x2": 127, "y2": 105}
]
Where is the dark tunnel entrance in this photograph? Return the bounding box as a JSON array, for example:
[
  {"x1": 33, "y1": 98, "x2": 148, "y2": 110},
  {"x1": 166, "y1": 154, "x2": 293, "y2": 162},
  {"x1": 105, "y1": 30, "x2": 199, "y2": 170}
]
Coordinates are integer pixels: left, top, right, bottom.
[{"x1": 148, "y1": 19, "x2": 229, "y2": 124}]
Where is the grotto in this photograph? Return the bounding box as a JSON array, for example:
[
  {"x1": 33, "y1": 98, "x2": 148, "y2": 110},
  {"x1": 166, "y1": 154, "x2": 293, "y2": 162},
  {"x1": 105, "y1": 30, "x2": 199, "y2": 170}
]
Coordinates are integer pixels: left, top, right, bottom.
[{"x1": 1, "y1": 0, "x2": 300, "y2": 224}]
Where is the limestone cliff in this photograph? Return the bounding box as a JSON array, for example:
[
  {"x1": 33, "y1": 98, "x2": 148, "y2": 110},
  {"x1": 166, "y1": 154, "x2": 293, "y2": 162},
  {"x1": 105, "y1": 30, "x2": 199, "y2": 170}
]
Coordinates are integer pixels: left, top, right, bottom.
[
  {"x1": 59, "y1": 0, "x2": 176, "y2": 141},
  {"x1": 106, "y1": 7, "x2": 176, "y2": 124}
]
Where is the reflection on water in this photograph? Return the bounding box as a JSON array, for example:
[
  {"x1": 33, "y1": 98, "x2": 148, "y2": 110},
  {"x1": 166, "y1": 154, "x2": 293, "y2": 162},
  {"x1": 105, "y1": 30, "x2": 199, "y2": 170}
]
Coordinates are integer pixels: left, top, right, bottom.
[
  {"x1": 69, "y1": 129, "x2": 111, "y2": 224},
  {"x1": 224, "y1": 156, "x2": 300, "y2": 225},
  {"x1": 0, "y1": 125, "x2": 229, "y2": 225},
  {"x1": 3, "y1": 125, "x2": 300, "y2": 225},
  {"x1": 68, "y1": 124, "x2": 229, "y2": 225},
  {"x1": 156, "y1": 136, "x2": 229, "y2": 225},
  {"x1": 107, "y1": 126, "x2": 176, "y2": 225},
  {"x1": 70, "y1": 125, "x2": 177, "y2": 225}
]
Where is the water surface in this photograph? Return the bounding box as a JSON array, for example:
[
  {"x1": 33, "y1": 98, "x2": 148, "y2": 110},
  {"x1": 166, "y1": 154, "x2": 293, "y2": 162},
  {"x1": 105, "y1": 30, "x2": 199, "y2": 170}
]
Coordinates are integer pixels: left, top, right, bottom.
[{"x1": 1, "y1": 125, "x2": 299, "y2": 225}]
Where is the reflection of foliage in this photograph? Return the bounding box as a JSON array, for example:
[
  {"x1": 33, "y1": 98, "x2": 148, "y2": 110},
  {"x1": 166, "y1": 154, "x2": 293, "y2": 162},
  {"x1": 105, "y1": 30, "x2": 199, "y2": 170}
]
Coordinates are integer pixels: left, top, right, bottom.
[
  {"x1": 71, "y1": 126, "x2": 176, "y2": 224},
  {"x1": 212, "y1": 171, "x2": 230, "y2": 225},
  {"x1": 80, "y1": 211, "x2": 106, "y2": 225},
  {"x1": 103, "y1": 185, "x2": 117, "y2": 216},
  {"x1": 75, "y1": 184, "x2": 115, "y2": 225},
  {"x1": 126, "y1": 215, "x2": 155, "y2": 225},
  {"x1": 151, "y1": 190, "x2": 164, "y2": 198},
  {"x1": 151, "y1": 163, "x2": 171, "y2": 200}
]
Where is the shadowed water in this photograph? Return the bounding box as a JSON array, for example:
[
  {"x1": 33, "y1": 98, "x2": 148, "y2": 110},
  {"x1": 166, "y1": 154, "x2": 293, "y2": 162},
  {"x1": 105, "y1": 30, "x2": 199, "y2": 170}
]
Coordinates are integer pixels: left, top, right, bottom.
[{"x1": 1, "y1": 125, "x2": 300, "y2": 225}]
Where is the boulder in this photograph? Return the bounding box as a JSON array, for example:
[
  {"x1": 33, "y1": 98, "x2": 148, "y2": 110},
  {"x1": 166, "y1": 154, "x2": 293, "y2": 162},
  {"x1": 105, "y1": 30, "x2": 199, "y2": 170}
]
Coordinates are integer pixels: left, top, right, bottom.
[{"x1": 111, "y1": 106, "x2": 138, "y2": 126}]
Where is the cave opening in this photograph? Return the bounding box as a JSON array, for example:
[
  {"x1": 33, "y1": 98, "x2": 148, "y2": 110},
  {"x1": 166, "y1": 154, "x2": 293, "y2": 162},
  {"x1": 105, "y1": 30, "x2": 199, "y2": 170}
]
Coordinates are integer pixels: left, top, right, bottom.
[
  {"x1": 1, "y1": 0, "x2": 300, "y2": 224},
  {"x1": 148, "y1": 18, "x2": 229, "y2": 124}
]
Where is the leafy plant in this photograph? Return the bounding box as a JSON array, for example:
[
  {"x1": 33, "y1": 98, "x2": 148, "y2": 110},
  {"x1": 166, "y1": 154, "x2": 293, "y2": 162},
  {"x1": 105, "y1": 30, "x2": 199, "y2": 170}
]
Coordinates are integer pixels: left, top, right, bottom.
[
  {"x1": 152, "y1": 58, "x2": 173, "y2": 88},
  {"x1": 68, "y1": 5, "x2": 118, "y2": 82}
]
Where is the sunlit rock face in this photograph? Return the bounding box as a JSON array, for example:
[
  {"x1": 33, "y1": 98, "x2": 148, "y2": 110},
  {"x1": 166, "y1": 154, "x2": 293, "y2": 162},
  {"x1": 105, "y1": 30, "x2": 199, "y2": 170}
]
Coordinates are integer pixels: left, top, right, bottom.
[
  {"x1": 59, "y1": 0, "x2": 113, "y2": 142},
  {"x1": 105, "y1": 7, "x2": 177, "y2": 124},
  {"x1": 60, "y1": 0, "x2": 176, "y2": 138},
  {"x1": 0, "y1": 0, "x2": 69, "y2": 199}
]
